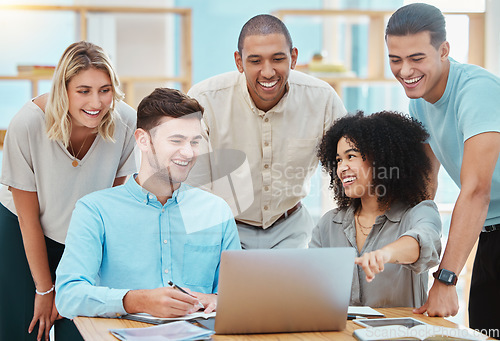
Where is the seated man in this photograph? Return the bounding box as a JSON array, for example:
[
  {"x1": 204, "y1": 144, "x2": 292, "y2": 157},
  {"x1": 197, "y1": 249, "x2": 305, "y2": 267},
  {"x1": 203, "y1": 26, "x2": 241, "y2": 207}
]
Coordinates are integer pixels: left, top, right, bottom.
[{"x1": 55, "y1": 88, "x2": 241, "y2": 319}]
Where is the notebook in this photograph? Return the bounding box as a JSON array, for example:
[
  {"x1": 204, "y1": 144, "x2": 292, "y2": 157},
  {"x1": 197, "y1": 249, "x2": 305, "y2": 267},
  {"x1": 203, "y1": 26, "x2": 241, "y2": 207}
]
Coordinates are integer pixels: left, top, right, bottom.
[{"x1": 214, "y1": 247, "x2": 355, "y2": 334}]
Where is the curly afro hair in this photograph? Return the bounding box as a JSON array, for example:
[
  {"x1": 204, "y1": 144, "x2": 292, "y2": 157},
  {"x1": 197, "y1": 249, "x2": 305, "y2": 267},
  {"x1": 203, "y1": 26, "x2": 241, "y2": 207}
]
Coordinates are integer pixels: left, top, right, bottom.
[{"x1": 318, "y1": 111, "x2": 431, "y2": 210}]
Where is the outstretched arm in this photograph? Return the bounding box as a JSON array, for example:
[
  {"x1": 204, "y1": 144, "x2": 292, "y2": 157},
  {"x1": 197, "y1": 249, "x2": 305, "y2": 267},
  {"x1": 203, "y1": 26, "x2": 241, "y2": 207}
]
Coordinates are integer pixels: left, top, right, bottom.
[
  {"x1": 355, "y1": 236, "x2": 419, "y2": 282},
  {"x1": 356, "y1": 200, "x2": 441, "y2": 283}
]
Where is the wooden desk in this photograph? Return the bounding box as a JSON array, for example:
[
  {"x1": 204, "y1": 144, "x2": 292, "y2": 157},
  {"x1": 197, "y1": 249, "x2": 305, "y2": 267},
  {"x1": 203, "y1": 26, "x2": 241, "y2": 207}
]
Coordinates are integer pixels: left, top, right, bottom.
[{"x1": 73, "y1": 307, "x2": 485, "y2": 341}]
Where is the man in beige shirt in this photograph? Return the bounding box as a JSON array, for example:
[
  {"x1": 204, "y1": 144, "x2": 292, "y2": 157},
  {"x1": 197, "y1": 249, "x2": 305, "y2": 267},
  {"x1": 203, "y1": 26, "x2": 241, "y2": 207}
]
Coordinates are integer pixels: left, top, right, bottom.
[{"x1": 188, "y1": 14, "x2": 346, "y2": 249}]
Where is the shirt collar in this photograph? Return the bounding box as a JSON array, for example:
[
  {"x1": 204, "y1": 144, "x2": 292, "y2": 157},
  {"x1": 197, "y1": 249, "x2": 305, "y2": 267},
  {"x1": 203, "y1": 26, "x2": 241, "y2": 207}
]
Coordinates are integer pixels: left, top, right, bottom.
[
  {"x1": 125, "y1": 174, "x2": 186, "y2": 206},
  {"x1": 238, "y1": 71, "x2": 290, "y2": 115},
  {"x1": 382, "y1": 201, "x2": 408, "y2": 223},
  {"x1": 342, "y1": 204, "x2": 357, "y2": 225},
  {"x1": 433, "y1": 57, "x2": 455, "y2": 107},
  {"x1": 334, "y1": 201, "x2": 408, "y2": 225}
]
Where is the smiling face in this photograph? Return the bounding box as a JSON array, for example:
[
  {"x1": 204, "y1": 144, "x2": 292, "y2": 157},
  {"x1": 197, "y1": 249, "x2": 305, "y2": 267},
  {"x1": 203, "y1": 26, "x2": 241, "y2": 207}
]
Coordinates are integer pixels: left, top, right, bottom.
[
  {"x1": 234, "y1": 33, "x2": 298, "y2": 112},
  {"x1": 336, "y1": 137, "x2": 373, "y2": 200},
  {"x1": 66, "y1": 67, "x2": 113, "y2": 129},
  {"x1": 386, "y1": 31, "x2": 450, "y2": 104},
  {"x1": 142, "y1": 115, "x2": 202, "y2": 189}
]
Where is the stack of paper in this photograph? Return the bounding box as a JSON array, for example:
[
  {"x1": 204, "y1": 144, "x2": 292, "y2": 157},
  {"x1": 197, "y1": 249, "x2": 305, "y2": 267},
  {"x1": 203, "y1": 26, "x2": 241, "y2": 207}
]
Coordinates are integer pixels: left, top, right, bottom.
[
  {"x1": 120, "y1": 311, "x2": 215, "y2": 324},
  {"x1": 110, "y1": 320, "x2": 214, "y2": 341}
]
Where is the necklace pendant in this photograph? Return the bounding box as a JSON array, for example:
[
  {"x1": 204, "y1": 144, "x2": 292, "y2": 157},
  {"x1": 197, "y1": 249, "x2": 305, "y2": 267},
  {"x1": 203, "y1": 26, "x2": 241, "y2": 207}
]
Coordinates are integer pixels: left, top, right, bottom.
[{"x1": 72, "y1": 159, "x2": 79, "y2": 167}]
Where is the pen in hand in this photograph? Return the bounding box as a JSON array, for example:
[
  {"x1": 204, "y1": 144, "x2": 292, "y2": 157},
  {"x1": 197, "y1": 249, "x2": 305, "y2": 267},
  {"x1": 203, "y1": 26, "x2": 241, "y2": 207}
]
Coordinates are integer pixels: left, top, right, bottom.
[{"x1": 167, "y1": 280, "x2": 205, "y2": 309}]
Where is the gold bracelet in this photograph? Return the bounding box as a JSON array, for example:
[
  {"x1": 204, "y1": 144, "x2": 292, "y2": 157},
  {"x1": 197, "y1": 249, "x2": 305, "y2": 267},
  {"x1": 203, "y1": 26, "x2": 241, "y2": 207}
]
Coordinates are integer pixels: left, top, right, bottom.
[{"x1": 35, "y1": 284, "x2": 55, "y2": 296}]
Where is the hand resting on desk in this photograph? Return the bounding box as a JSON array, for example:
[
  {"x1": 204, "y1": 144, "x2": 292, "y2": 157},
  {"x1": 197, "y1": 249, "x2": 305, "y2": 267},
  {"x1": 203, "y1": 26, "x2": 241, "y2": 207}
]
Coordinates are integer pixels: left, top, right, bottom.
[
  {"x1": 122, "y1": 287, "x2": 202, "y2": 318},
  {"x1": 192, "y1": 292, "x2": 217, "y2": 314}
]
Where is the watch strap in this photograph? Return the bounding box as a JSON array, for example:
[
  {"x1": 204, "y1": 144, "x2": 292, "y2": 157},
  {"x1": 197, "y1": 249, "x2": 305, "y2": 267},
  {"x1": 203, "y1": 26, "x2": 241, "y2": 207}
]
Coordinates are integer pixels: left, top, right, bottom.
[{"x1": 433, "y1": 269, "x2": 458, "y2": 286}]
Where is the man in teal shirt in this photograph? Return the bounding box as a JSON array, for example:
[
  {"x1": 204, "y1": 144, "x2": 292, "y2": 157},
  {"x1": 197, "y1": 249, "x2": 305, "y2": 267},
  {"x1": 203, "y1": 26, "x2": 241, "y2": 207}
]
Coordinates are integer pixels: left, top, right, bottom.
[
  {"x1": 386, "y1": 3, "x2": 500, "y2": 337},
  {"x1": 55, "y1": 88, "x2": 240, "y2": 319}
]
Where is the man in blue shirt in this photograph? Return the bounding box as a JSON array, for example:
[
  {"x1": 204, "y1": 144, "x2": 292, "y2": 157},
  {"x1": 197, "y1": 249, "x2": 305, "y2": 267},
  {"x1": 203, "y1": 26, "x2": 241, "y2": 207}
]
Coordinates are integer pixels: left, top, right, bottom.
[
  {"x1": 55, "y1": 88, "x2": 241, "y2": 319},
  {"x1": 386, "y1": 3, "x2": 500, "y2": 337}
]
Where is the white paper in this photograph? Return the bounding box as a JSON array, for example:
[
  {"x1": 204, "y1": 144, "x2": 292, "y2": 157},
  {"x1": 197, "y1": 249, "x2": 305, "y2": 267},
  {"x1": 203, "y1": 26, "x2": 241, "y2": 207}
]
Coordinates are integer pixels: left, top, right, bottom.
[
  {"x1": 125, "y1": 311, "x2": 215, "y2": 323},
  {"x1": 110, "y1": 320, "x2": 214, "y2": 341},
  {"x1": 348, "y1": 306, "x2": 384, "y2": 317}
]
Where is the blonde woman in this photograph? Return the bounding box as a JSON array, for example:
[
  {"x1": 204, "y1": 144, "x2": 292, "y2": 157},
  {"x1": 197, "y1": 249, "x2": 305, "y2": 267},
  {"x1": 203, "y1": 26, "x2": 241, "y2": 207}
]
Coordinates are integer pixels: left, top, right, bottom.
[{"x1": 0, "y1": 41, "x2": 137, "y2": 340}]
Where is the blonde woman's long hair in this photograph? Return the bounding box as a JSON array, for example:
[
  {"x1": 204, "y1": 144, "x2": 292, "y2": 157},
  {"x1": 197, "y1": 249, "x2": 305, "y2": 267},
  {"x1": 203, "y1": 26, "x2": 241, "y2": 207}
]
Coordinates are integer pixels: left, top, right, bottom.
[{"x1": 45, "y1": 41, "x2": 124, "y2": 147}]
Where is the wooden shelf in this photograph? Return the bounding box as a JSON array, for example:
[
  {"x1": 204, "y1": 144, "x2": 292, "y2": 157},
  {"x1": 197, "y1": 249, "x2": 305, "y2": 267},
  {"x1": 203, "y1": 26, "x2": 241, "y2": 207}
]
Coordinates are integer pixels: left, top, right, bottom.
[
  {"x1": 0, "y1": 4, "x2": 192, "y2": 107},
  {"x1": 309, "y1": 76, "x2": 397, "y2": 85},
  {"x1": 0, "y1": 129, "x2": 5, "y2": 147},
  {"x1": 0, "y1": 75, "x2": 191, "y2": 107},
  {"x1": 0, "y1": 75, "x2": 53, "y2": 99}
]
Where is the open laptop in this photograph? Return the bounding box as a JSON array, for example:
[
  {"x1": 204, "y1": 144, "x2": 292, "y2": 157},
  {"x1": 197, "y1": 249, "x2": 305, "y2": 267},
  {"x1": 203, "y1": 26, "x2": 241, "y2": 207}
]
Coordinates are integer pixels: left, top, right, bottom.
[{"x1": 214, "y1": 247, "x2": 355, "y2": 334}]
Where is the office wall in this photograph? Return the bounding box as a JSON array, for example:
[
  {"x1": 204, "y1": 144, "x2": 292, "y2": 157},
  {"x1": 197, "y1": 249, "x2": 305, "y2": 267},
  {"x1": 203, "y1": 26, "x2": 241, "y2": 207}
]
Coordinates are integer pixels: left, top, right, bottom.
[
  {"x1": 174, "y1": 0, "x2": 323, "y2": 84},
  {"x1": 486, "y1": 0, "x2": 500, "y2": 75},
  {"x1": 0, "y1": 0, "x2": 176, "y2": 126}
]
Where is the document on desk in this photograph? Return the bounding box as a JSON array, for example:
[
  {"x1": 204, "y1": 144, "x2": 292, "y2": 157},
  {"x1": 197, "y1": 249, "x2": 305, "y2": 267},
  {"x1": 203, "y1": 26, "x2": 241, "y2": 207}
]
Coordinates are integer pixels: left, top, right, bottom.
[
  {"x1": 110, "y1": 320, "x2": 214, "y2": 341},
  {"x1": 353, "y1": 324, "x2": 488, "y2": 341},
  {"x1": 120, "y1": 312, "x2": 216, "y2": 324},
  {"x1": 348, "y1": 306, "x2": 384, "y2": 317}
]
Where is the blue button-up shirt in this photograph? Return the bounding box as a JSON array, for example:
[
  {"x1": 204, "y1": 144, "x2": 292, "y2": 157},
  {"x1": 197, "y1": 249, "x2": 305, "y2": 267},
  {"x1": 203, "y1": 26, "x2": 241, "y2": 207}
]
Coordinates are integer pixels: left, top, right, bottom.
[{"x1": 55, "y1": 175, "x2": 240, "y2": 318}]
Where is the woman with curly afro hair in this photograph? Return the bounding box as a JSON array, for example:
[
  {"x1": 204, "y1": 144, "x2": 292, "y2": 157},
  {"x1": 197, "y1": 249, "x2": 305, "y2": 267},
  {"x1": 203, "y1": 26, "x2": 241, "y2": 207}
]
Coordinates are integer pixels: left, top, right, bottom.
[{"x1": 309, "y1": 111, "x2": 442, "y2": 308}]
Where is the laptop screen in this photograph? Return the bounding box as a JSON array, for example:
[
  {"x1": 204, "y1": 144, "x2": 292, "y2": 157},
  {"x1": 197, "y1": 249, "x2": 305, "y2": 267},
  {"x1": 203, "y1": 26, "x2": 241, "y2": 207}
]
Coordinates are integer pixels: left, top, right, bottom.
[{"x1": 215, "y1": 247, "x2": 355, "y2": 334}]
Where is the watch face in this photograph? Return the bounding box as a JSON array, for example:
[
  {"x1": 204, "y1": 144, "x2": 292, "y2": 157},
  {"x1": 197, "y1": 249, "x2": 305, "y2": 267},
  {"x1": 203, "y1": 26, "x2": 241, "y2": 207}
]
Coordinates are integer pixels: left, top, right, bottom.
[{"x1": 440, "y1": 269, "x2": 455, "y2": 283}]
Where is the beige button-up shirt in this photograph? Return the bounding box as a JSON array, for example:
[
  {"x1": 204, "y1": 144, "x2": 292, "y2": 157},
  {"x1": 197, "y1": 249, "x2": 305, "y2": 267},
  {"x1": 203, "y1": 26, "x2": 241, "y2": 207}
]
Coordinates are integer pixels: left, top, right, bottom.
[{"x1": 187, "y1": 70, "x2": 346, "y2": 228}]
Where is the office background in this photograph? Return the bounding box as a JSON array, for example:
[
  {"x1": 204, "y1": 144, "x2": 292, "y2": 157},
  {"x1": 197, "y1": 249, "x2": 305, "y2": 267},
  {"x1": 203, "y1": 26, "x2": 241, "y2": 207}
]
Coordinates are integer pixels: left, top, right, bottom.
[{"x1": 0, "y1": 0, "x2": 498, "y2": 327}]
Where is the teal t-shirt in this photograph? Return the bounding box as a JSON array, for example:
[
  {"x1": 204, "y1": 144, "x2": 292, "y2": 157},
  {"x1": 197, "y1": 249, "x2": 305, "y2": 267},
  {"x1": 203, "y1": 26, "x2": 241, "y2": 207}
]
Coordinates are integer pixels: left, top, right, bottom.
[{"x1": 410, "y1": 58, "x2": 500, "y2": 225}]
